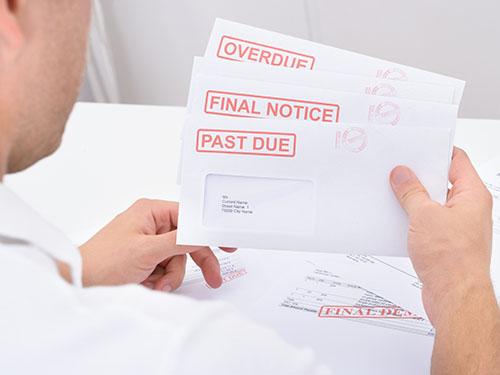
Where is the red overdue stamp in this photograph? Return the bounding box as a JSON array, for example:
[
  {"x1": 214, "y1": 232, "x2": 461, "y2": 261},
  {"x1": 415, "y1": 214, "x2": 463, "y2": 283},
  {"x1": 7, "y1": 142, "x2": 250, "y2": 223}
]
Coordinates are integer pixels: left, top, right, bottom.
[
  {"x1": 217, "y1": 35, "x2": 315, "y2": 69},
  {"x1": 196, "y1": 129, "x2": 296, "y2": 157},
  {"x1": 318, "y1": 305, "x2": 419, "y2": 319},
  {"x1": 204, "y1": 90, "x2": 340, "y2": 124}
]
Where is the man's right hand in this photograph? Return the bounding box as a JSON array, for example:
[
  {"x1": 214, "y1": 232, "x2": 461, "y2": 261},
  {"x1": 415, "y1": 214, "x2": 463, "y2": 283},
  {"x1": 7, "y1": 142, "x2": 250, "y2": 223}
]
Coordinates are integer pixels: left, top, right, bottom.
[
  {"x1": 390, "y1": 147, "x2": 499, "y2": 374},
  {"x1": 390, "y1": 147, "x2": 494, "y2": 323}
]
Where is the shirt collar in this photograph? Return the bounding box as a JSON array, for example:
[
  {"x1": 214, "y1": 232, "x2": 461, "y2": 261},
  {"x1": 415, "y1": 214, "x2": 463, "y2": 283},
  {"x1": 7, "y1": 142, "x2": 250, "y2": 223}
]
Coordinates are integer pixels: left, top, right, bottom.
[{"x1": 0, "y1": 183, "x2": 82, "y2": 287}]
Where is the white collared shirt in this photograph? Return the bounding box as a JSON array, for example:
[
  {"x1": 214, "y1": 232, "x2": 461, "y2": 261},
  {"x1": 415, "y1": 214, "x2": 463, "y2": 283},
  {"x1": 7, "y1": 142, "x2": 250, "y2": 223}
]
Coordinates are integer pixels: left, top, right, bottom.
[{"x1": 0, "y1": 184, "x2": 329, "y2": 375}]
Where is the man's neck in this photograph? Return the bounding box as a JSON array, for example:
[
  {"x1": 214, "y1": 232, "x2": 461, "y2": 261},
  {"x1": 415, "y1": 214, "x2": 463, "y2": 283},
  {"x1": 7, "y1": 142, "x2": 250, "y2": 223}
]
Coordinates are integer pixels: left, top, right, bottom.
[
  {"x1": 0, "y1": 115, "x2": 13, "y2": 181},
  {"x1": 0, "y1": 139, "x2": 9, "y2": 181},
  {"x1": 0, "y1": 149, "x2": 7, "y2": 181}
]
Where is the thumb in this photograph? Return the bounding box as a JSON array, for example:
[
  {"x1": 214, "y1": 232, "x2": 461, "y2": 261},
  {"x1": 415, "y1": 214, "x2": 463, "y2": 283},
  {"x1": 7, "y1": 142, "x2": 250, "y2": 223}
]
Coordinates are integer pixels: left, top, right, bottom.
[
  {"x1": 146, "y1": 230, "x2": 211, "y2": 262},
  {"x1": 390, "y1": 166, "x2": 432, "y2": 217}
]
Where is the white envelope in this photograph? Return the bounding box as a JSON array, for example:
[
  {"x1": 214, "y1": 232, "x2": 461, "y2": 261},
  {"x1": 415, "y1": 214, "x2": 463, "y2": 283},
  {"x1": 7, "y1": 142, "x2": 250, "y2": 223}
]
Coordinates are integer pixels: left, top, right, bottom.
[
  {"x1": 177, "y1": 116, "x2": 451, "y2": 256},
  {"x1": 205, "y1": 19, "x2": 465, "y2": 104},
  {"x1": 190, "y1": 57, "x2": 456, "y2": 104},
  {"x1": 178, "y1": 73, "x2": 457, "y2": 184},
  {"x1": 188, "y1": 74, "x2": 458, "y2": 129}
]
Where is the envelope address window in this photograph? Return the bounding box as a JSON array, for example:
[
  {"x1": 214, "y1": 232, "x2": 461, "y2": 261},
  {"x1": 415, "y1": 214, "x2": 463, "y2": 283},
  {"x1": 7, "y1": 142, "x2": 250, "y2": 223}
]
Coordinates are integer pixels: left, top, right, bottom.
[{"x1": 203, "y1": 174, "x2": 314, "y2": 234}]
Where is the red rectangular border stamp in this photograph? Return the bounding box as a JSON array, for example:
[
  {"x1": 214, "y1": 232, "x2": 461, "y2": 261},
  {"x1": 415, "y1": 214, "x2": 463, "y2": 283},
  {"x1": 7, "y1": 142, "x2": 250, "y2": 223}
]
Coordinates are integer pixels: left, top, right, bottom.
[
  {"x1": 216, "y1": 35, "x2": 316, "y2": 70},
  {"x1": 318, "y1": 305, "x2": 419, "y2": 319},
  {"x1": 222, "y1": 268, "x2": 248, "y2": 283},
  {"x1": 206, "y1": 268, "x2": 248, "y2": 289},
  {"x1": 204, "y1": 90, "x2": 340, "y2": 123},
  {"x1": 196, "y1": 128, "x2": 296, "y2": 158}
]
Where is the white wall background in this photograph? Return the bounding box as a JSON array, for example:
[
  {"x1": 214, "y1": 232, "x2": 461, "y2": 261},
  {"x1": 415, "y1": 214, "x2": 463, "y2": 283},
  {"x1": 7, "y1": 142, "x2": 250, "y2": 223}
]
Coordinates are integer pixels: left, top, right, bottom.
[{"x1": 81, "y1": 0, "x2": 500, "y2": 119}]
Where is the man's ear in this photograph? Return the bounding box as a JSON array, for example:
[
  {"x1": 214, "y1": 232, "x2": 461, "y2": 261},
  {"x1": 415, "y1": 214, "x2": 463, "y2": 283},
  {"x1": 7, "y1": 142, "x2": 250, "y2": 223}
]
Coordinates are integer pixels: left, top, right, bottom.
[{"x1": 0, "y1": 0, "x2": 24, "y2": 61}]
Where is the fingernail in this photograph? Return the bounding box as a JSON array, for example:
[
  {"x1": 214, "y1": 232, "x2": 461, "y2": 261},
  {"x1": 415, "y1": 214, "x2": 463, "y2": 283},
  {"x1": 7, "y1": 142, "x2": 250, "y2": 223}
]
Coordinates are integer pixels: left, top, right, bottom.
[
  {"x1": 162, "y1": 284, "x2": 172, "y2": 293},
  {"x1": 391, "y1": 166, "x2": 412, "y2": 187}
]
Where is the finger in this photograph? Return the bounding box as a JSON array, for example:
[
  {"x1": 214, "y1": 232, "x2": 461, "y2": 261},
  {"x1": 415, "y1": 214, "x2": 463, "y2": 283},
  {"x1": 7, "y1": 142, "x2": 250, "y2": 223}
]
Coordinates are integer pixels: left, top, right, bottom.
[
  {"x1": 147, "y1": 230, "x2": 214, "y2": 262},
  {"x1": 141, "y1": 281, "x2": 155, "y2": 290},
  {"x1": 219, "y1": 247, "x2": 237, "y2": 253},
  {"x1": 131, "y1": 199, "x2": 179, "y2": 232},
  {"x1": 190, "y1": 248, "x2": 223, "y2": 289},
  {"x1": 141, "y1": 269, "x2": 164, "y2": 289},
  {"x1": 143, "y1": 267, "x2": 165, "y2": 283},
  {"x1": 447, "y1": 187, "x2": 453, "y2": 201},
  {"x1": 154, "y1": 255, "x2": 187, "y2": 292},
  {"x1": 449, "y1": 147, "x2": 487, "y2": 195},
  {"x1": 390, "y1": 165, "x2": 432, "y2": 217},
  {"x1": 150, "y1": 200, "x2": 179, "y2": 232}
]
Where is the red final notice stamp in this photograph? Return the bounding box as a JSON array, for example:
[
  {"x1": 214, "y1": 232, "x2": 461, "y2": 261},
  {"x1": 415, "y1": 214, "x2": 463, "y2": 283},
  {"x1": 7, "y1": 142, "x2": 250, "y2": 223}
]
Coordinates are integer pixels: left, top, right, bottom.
[
  {"x1": 217, "y1": 35, "x2": 315, "y2": 70},
  {"x1": 318, "y1": 305, "x2": 419, "y2": 319},
  {"x1": 204, "y1": 90, "x2": 340, "y2": 124},
  {"x1": 196, "y1": 129, "x2": 296, "y2": 157}
]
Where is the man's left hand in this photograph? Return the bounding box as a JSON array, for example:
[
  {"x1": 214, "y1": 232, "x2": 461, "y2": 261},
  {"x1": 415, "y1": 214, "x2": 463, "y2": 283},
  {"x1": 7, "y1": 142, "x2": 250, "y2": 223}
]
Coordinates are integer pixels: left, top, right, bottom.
[{"x1": 79, "y1": 199, "x2": 235, "y2": 291}]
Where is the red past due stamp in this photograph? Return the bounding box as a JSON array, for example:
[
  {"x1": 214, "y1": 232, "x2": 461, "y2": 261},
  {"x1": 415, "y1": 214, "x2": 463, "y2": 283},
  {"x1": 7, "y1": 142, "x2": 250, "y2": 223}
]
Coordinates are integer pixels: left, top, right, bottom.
[{"x1": 196, "y1": 129, "x2": 296, "y2": 157}]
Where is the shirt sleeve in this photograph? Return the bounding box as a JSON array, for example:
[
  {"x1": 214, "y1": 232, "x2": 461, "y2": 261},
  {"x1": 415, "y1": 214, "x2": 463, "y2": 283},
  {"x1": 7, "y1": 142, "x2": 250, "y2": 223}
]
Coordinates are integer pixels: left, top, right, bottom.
[
  {"x1": 77, "y1": 285, "x2": 331, "y2": 375},
  {"x1": 0, "y1": 246, "x2": 330, "y2": 375},
  {"x1": 170, "y1": 303, "x2": 331, "y2": 375}
]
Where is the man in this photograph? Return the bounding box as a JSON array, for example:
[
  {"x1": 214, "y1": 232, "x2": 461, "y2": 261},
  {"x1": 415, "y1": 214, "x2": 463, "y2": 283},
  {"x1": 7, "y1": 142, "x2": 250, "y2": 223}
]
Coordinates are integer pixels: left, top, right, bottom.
[{"x1": 0, "y1": 1, "x2": 498, "y2": 374}]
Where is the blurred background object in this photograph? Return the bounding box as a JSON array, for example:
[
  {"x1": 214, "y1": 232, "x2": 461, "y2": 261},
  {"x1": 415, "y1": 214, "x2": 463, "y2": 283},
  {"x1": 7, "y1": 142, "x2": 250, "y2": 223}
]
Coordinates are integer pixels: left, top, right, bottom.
[{"x1": 79, "y1": 0, "x2": 500, "y2": 119}]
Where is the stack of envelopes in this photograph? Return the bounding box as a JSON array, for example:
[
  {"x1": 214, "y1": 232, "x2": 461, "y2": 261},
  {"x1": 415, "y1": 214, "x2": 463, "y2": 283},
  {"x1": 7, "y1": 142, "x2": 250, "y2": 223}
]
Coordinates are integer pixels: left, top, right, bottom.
[{"x1": 176, "y1": 19, "x2": 465, "y2": 256}]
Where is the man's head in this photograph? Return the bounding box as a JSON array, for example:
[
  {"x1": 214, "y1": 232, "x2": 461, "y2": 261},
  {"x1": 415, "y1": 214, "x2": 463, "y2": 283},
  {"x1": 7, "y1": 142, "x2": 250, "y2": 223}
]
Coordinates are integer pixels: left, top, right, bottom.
[{"x1": 0, "y1": 0, "x2": 91, "y2": 174}]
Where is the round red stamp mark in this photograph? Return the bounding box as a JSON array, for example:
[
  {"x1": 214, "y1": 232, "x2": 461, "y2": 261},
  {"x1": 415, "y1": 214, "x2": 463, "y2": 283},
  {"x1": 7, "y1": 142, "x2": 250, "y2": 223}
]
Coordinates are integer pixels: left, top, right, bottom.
[
  {"x1": 369, "y1": 101, "x2": 401, "y2": 126},
  {"x1": 370, "y1": 83, "x2": 397, "y2": 97},
  {"x1": 378, "y1": 67, "x2": 408, "y2": 81},
  {"x1": 341, "y1": 127, "x2": 368, "y2": 153}
]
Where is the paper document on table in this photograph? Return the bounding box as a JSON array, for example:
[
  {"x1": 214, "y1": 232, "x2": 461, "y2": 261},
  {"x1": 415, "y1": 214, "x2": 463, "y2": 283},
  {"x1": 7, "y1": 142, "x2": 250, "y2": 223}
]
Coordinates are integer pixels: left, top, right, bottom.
[
  {"x1": 205, "y1": 19, "x2": 465, "y2": 104},
  {"x1": 178, "y1": 249, "x2": 434, "y2": 374},
  {"x1": 325, "y1": 254, "x2": 427, "y2": 319}
]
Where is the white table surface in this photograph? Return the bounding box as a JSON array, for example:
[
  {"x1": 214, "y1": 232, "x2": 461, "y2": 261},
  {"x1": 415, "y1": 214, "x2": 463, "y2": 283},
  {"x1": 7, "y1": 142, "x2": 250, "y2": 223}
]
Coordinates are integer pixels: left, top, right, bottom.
[{"x1": 5, "y1": 102, "x2": 500, "y2": 244}]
